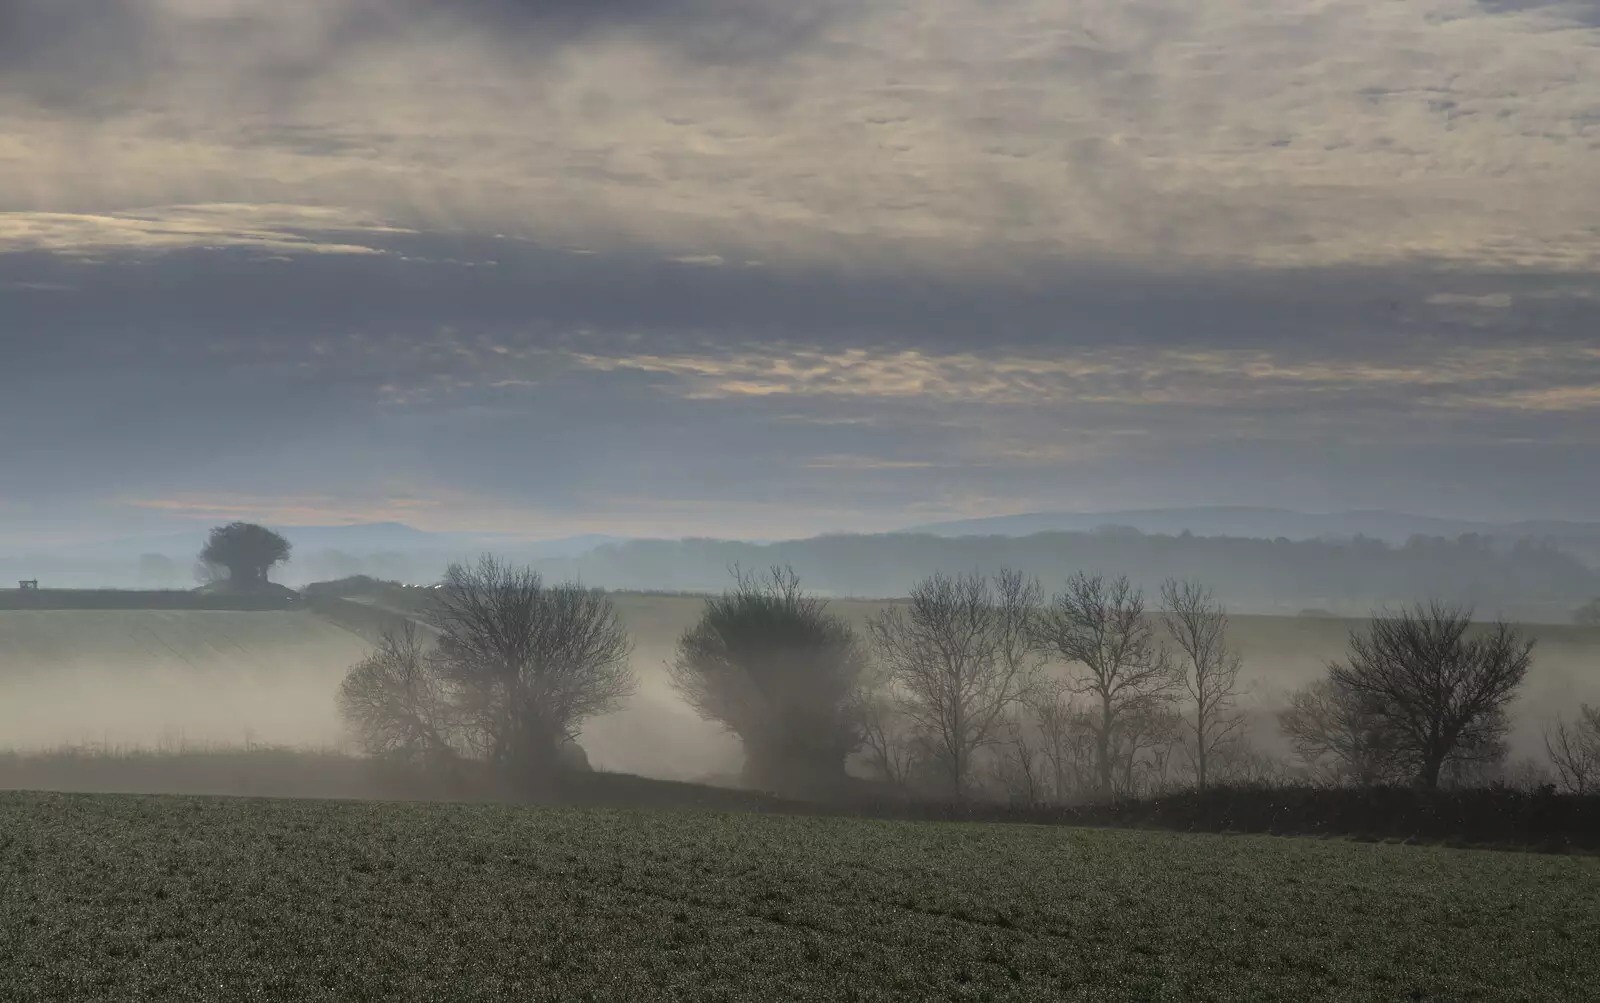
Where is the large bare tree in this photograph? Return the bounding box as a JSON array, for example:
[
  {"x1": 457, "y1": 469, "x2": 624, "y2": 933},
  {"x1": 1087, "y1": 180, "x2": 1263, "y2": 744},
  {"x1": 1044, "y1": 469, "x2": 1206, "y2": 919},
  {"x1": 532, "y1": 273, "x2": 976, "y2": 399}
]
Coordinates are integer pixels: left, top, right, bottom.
[
  {"x1": 1329, "y1": 602, "x2": 1532, "y2": 790},
  {"x1": 868, "y1": 569, "x2": 1042, "y2": 796},
  {"x1": 338, "y1": 555, "x2": 635, "y2": 786},
  {"x1": 670, "y1": 567, "x2": 870, "y2": 795},
  {"x1": 1033, "y1": 573, "x2": 1178, "y2": 798},
  {"x1": 1159, "y1": 579, "x2": 1244, "y2": 790}
]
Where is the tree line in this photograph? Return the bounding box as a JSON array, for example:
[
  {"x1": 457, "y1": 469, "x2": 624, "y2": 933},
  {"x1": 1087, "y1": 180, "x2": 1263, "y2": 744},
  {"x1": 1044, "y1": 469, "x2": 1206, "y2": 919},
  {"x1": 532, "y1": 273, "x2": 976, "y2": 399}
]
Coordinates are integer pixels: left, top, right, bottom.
[
  {"x1": 531, "y1": 530, "x2": 1598, "y2": 617},
  {"x1": 338, "y1": 555, "x2": 1600, "y2": 803}
]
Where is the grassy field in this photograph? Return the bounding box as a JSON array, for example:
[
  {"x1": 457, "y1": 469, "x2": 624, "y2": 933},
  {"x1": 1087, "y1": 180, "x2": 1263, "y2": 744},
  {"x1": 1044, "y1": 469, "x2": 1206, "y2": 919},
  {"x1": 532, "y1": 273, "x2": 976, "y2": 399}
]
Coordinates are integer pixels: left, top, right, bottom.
[{"x1": 2, "y1": 792, "x2": 1596, "y2": 1001}]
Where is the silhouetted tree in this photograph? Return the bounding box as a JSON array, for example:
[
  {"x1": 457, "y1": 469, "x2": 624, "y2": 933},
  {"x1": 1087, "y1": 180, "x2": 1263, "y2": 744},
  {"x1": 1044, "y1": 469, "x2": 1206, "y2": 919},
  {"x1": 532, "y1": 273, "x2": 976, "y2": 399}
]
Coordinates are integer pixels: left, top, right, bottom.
[
  {"x1": 338, "y1": 621, "x2": 458, "y2": 766},
  {"x1": 1033, "y1": 574, "x2": 1179, "y2": 798},
  {"x1": 199, "y1": 522, "x2": 291, "y2": 587},
  {"x1": 1545, "y1": 704, "x2": 1600, "y2": 794},
  {"x1": 1330, "y1": 602, "x2": 1532, "y2": 790},
  {"x1": 1027, "y1": 685, "x2": 1098, "y2": 801},
  {"x1": 428, "y1": 555, "x2": 633, "y2": 785},
  {"x1": 1278, "y1": 676, "x2": 1407, "y2": 784},
  {"x1": 670, "y1": 567, "x2": 870, "y2": 795},
  {"x1": 869, "y1": 569, "x2": 1042, "y2": 796},
  {"x1": 856, "y1": 685, "x2": 921, "y2": 788},
  {"x1": 1160, "y1": 579, "x2": 1244, "y2": 790}
]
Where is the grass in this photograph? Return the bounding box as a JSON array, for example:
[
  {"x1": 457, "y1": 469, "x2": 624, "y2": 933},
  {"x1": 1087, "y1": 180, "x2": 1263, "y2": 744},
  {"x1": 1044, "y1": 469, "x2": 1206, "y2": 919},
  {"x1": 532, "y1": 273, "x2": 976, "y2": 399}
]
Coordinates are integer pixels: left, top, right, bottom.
[{"x1": 3, "y1": 792, "x2": 1597, "y2": 1001}]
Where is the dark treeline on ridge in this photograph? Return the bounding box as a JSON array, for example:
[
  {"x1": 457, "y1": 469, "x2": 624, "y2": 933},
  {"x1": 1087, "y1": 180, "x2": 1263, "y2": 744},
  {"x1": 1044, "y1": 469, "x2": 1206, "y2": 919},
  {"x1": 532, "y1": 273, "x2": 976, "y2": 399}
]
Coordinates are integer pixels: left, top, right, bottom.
[{"x1": 531, "y1": 529, "x2": 1596, "y2": 619}]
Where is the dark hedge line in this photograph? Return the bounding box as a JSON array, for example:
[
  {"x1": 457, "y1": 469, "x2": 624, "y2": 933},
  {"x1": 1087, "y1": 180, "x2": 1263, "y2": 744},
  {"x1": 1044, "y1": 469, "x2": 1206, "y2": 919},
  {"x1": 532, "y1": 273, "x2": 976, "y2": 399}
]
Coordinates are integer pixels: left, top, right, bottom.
[
  {"x1": 8, "y1": 746, "x2": 1596, "y2": 854},
  {"x1": 816, "y1": 783, "x2": 1600, "y2": 854}
]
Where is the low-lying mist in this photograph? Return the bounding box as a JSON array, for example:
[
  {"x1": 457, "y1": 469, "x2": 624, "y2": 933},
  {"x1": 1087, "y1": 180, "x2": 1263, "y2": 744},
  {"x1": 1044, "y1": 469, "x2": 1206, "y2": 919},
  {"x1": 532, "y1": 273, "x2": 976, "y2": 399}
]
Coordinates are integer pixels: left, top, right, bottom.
[
  {"x1": 0, "y1": 610, "x2": 741, "y2": 784},
  {"x1": 3, "y1": 600, "x2": 1598, "y2": 801}
]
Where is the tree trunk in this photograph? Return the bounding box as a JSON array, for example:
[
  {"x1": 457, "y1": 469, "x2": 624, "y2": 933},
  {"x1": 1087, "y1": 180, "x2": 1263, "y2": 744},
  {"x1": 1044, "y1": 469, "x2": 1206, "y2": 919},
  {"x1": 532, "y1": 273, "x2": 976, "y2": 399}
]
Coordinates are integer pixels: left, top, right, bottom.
[
  {"x1": 1419, "y1": 753, "x2": 1444, "y2": 790},
  {"x1": 1096, "y1": 697, "x2": 1114, "y2": 798}
]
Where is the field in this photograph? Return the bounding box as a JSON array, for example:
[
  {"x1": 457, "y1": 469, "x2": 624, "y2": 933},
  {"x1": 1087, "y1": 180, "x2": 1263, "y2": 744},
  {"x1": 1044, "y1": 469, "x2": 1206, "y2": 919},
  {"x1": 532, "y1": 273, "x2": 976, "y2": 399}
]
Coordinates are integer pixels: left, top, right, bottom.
[
  {"x1": 0, "y1": 610, "x2": 371, "y2": 750},
  {"x1": 2, "y1": 792, "x2": 1595, "y2": 1001}
]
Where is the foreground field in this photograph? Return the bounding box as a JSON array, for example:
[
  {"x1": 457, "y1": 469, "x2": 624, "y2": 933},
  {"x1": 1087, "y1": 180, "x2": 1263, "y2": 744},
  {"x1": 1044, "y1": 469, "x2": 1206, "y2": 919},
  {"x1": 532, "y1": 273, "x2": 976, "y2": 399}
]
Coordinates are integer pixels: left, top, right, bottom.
[{"x1": 3, "y1": 793, "x2": 1596, "y2": 1001}]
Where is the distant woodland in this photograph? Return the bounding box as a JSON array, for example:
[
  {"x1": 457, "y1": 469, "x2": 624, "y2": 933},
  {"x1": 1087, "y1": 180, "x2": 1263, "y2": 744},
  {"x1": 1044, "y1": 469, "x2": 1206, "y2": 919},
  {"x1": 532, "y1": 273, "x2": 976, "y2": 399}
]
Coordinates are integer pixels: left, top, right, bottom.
[{"x1": 530, "y1": 530, "x2": 1598, "y2": 618}]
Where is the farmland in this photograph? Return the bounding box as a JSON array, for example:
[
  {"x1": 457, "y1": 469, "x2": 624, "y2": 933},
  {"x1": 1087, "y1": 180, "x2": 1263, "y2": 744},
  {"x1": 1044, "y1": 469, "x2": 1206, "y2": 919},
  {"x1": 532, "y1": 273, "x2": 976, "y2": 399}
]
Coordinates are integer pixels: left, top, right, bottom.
[
  {"x1": 0, "y1": 610, "x2": 370, "y2": 750},
  {"x1": 2, "y1": 791, "x2": 1596, "y2": 1001}
]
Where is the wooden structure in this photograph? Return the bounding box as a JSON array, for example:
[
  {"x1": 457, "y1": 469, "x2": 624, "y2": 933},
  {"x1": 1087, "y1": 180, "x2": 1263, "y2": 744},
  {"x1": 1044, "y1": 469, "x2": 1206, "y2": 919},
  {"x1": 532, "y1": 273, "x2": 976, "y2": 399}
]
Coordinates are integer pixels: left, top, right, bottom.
[{"x1": 18, "y1": 579, "x2": 39, "y2": 591}]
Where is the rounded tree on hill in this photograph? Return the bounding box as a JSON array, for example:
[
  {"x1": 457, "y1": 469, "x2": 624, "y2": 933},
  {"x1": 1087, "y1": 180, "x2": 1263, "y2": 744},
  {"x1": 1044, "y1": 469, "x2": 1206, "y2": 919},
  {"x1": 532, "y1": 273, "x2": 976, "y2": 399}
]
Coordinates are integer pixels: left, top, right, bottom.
[{"x1": 199, "y1": 522, "x2": 292, "y2": 589}]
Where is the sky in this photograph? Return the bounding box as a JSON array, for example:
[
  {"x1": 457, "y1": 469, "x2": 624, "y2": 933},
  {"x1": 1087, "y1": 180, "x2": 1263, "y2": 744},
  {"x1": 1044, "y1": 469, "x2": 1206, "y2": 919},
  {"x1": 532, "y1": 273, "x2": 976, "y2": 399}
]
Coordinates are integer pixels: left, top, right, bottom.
[{"x1": 3, "y1": 0, "x2": 1600, "y2": 544}]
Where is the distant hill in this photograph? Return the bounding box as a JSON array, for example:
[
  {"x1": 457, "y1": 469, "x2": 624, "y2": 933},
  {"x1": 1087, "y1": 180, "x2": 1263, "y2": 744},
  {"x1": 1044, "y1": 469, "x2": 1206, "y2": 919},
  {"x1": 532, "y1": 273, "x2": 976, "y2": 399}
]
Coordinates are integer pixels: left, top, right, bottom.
[
  {"x1": 901, "y1": 507, "x2": 1600, "y2": 566},
  {"x1": 531, "y1": 529, "x2": 1600, "y2": 622}
]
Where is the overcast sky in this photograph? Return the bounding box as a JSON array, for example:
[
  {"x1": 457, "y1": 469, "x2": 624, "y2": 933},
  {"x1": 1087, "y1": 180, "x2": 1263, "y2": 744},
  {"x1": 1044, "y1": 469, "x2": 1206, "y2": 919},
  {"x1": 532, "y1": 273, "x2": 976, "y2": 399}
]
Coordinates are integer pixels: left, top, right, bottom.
[{"x1": 3, "y1": 0, "x2": 1600, "y2": 544}]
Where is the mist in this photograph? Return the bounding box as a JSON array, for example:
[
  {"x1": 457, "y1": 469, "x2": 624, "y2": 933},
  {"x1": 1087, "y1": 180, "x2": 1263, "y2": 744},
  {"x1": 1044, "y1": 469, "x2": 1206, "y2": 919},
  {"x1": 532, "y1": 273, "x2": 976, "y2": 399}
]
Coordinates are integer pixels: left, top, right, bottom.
[{"x1": 5, "y1": 583, "x2": 1598, "y2": 803}]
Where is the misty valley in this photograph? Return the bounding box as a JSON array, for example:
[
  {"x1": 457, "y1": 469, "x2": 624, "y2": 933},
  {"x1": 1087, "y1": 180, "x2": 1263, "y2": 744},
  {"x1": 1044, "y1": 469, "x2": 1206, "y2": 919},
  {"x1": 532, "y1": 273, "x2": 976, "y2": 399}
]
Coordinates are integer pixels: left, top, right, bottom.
[
  {"x1": 9, "y1": 0, "x2": 1600, "y2": 993},
  {"x1": 3, "y1": 521, "x2": 1600, "y2": 998}
]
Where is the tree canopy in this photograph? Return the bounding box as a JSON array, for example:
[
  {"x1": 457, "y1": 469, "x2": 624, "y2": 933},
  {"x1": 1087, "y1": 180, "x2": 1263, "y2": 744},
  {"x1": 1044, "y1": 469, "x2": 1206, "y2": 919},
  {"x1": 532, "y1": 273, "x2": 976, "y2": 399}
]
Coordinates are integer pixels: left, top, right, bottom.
[{"x1": 198, "y1": 522, "x2": 291, "y2": 588}]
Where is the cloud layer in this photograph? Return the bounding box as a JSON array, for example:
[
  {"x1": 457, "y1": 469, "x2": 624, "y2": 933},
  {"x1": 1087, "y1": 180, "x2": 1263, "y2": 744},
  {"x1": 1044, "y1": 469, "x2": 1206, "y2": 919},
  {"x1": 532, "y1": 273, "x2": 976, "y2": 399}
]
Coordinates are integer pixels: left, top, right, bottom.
[
  {"x1": 4, "y1": 0, "x2": 1600, "y2": 267},
  {"x1": 3, "y1": 0, "x2": 1600, "y2": 540}
]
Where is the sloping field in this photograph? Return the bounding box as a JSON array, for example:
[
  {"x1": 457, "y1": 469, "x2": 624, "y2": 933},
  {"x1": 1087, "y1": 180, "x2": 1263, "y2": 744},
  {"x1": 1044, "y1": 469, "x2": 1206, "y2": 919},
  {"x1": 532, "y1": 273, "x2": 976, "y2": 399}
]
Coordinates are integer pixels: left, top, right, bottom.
[
  {"x1": 0, "y1": 611, "x2": 373, "y2": 750},
  {"x1": 2, "y1": 791, "x2": 1595, "y2": 1001}
]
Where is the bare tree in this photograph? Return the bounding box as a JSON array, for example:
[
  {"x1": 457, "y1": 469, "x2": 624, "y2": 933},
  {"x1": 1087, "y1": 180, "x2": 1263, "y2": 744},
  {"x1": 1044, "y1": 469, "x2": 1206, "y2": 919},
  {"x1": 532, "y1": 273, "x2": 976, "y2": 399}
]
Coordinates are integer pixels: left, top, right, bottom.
[
  {"x1": 1028, "y1": 683, "x2": 1097, "y2": 803},
  {"x1": 993, "y1": 712, "x2": 1047, "y2": 804},
  {"x1": 1112, "y1": 701, "x2": 1184, "y2": 797},
  {"x1": 337, "y1": 621, "x2": 459, "y2": 767},
  {"x1": 1160, "y1": 579, "x2": 1244, "y2": 790},
  {"x1": 855, "y1": 686, "x2": 921, "y2": 788},
  {"x1": 427, "y1": 555, "x2": 634, "y2": 785},
  {"x1": 1278, "y1": 676, "x2": 1408, "y2": 785},
  {"x1": 1329, "y1": 602, "x2": 1532, "y2": 790},
  {"x1": 1545, "y1": 704, "x2": 1600, "y2": 794},
  {"x1": 868, "y1": 569, "x2": 1043, "y2": 796},
  {"x1": 670, "y1": 567, "x2": 870, "y2": 795},
  {"x1": 1033, "y1": 574, "x2": 1179, "y2": 798}
]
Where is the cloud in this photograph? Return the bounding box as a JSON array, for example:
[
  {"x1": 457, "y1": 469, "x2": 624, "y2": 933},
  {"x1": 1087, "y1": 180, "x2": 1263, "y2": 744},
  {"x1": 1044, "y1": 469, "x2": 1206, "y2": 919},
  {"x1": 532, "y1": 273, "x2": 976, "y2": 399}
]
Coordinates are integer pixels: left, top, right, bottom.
[
  {"x1": 563, "y1": 342, "x2": 1600, "y2": 417},
  {"x1": 3, "y1": 0, "x2": 1600, "y2": 270},
  {"x1": 119, "y1": 492, "x2": 446, "y2": 526},
  {"x1": 5, "y1": 1, "x2": 1600, "y2": 535},
  {"x1": 0, "y1": 204, "x2": 405, "y2": 254}
]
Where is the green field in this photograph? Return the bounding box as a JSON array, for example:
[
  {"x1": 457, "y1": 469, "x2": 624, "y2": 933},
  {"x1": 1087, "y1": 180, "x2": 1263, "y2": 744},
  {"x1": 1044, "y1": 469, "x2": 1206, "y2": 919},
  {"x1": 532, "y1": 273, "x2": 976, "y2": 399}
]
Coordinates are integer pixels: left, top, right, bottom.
[{"x1": 2, "y1": 792, "x2": 1595, "y2": 1001}]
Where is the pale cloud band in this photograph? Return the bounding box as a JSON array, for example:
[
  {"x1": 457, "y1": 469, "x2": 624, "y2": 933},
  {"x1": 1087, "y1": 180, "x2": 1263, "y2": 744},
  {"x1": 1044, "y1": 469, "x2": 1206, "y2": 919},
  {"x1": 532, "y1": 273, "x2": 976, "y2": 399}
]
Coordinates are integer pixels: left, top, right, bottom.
[{"x1": 3, "y1": 0, "x2": 1600, "y2": 270}]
